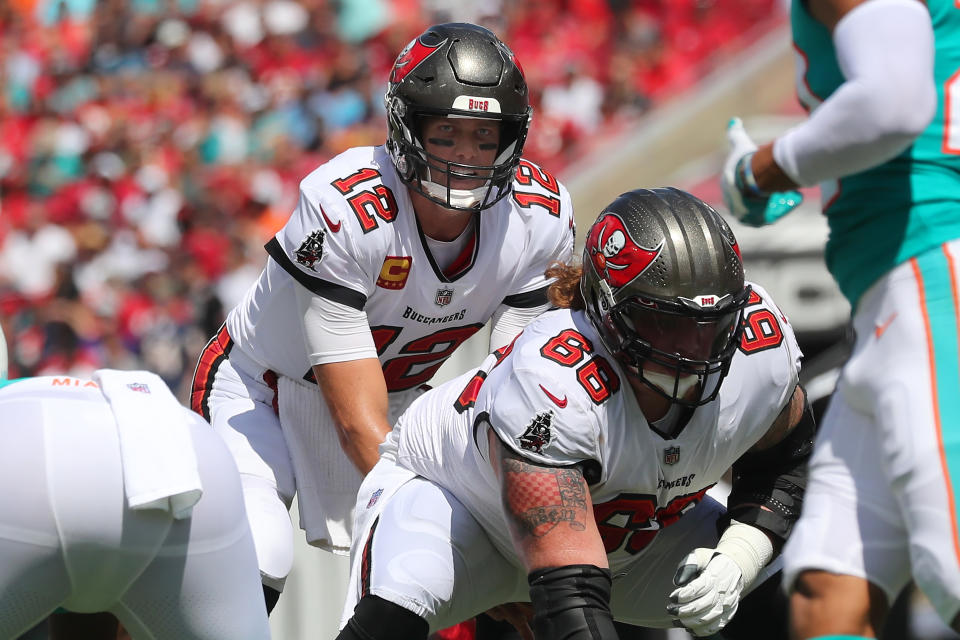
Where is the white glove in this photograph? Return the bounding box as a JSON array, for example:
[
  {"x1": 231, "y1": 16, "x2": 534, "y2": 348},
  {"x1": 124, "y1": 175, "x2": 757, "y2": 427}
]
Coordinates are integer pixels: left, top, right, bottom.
[
  {"x1": 667, "y1": 521, "x2": 774, "y2": 637},
  {"x1": 667, "y1": 548, "x2": 743, "y2": 637},
  {"x1": 720, "y1": 118, "x2": 803, "y2": 227}
]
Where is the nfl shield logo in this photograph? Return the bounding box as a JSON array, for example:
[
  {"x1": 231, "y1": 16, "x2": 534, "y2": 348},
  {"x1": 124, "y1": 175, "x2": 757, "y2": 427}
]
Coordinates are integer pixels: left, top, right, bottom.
[
  {"x1": 663, "y1": 446, "x2": 680, "y2": 465},
  {"x1": 127, "y1": 382, "x2": 151, "y2": 394},
  {"x1": 366, "y1": 488, "x2": 383, "y2": 509},
  {"x1": 435, "y1": 287, "x2": 454, "y2": 307}
]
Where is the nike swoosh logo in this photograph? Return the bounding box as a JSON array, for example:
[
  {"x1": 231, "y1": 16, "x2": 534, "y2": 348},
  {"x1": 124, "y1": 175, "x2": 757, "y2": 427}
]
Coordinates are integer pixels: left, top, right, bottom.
[
  {"x1": 875, "y1": 311, "x2": 898, "y2": 339},
  {"x1": 319, "y1": 204, "x2": 341, "y2": 232},
  {"x1": 539, "y1": 384, "x2": 567, "y2": 408}
]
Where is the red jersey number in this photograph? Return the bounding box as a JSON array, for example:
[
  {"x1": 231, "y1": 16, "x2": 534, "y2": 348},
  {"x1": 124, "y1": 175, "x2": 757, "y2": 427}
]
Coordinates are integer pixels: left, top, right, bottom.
[
  {"x1": 540, "y1": 330, "x2": 620, "y2": 403},
  {"x1": 593, "y1": 487, "x2": 711, "y2": 554},
  {"x1": 304, "y1": 324, "x2": 484, "y2": 392},
  {"x1": 331, "y1": 168, "x2": 399, "y2": 233},
  {"x1": 378, "y1": 324, "x2": 485, "y2": 392},
  {"x1": 739, "y1": 289, "x2": 785, "y2": 354},
  {"x1": 513, "y1": 160, "x2": 561, "y2": 217},
  {"x1": 454, "y1": 333, "x2": 521, "y2": 413}
]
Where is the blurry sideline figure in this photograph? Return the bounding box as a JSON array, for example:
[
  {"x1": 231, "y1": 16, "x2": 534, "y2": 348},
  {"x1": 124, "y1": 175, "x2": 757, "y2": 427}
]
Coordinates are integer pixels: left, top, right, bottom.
[
  {"x1": 336, "y1": 188, "x2": 815, "y2": 640},
  {"x1": 721, "y1": 0, "x2": 960, "y2": 636}
]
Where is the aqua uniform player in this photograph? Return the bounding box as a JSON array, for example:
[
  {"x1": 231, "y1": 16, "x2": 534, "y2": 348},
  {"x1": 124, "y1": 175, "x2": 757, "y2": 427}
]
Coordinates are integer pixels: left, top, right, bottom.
[{"x1": 721, "y1": 0, "x2": 960, "y2": 636}]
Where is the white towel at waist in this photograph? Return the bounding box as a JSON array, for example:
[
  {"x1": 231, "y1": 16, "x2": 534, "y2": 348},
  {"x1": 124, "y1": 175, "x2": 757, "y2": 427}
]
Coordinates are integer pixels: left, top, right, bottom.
[
  {"x1": 93, "y1": 369, "x2": 202, "y2": 519},
  {"x1": 279, "y1": 376, "x2": 427, "y2": 553}
]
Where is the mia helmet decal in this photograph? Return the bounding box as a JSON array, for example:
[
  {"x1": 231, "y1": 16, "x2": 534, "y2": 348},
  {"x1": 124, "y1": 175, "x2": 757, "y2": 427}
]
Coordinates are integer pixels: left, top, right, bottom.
[
  {"x1": 390, "y1": 35, "x2": 446, "y2": 85},
  {"x1": 586, "y1": 213, "x2": 663, "y2": 289},
  {"x1": 295, "y1": 229, "x2": 325, "y2": 271}
]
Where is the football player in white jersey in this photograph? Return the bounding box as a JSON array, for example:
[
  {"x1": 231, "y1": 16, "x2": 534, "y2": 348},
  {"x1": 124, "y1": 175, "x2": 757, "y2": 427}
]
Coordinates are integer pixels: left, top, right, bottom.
[
  {"x1": 190, "y1": 22, "x2": 575, "y2": 612},
  {"x1": 336, "y1": 188, "x2": 816, "y2": 639},
  {"x1": 0, "y1": 370, "x2": 269, "y2": 640}
]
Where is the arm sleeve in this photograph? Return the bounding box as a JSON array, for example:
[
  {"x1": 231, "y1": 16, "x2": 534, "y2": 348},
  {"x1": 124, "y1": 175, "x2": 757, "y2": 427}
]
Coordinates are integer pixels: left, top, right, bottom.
[
  {"x1": 772, "y1": 0, "x2": 935, "y2": 186},
  {"x1": 488, "y1": 302, "x2": 552, "y2": 353},
  {"x1": 294, "y1": 285, "x2": 378, "y2": 366},
  {"x1": 528, "y1": 566, "x2": 618, "y2": 640},
  {"x1": 726, "y1": 394, "x2": 816, "y2": 544}
]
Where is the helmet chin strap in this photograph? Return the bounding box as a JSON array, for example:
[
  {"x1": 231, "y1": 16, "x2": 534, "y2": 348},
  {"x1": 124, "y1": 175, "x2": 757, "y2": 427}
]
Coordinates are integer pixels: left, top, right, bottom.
[{"x1": 421, "y1": 168, "x2": 490, "y2": 209}]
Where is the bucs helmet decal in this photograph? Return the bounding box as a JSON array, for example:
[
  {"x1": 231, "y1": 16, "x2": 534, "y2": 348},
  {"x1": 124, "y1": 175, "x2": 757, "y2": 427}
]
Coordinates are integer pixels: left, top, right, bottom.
[
  {"x1": 496, "y1": 40, "x2": 525, "y2": 79},
  {"x1": 390, "y1": 36, "x2": 446, "y2": 85},
  {"x1": 586, "y1": 212, "x2": 663, "y2": 289}
]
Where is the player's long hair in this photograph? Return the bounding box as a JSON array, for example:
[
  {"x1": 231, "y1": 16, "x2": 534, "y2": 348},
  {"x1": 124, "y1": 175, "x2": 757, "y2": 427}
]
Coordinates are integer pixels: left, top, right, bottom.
[{"x1": 546, "y1": 261, "x2": 585, "y2": 310}]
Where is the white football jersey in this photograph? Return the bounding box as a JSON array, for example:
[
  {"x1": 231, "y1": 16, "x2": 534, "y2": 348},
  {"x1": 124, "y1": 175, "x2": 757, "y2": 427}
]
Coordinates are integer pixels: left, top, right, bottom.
[
  {"x1": 226, "y1": 145, "x2": 575, "y2": 390},
  {"x1": 388, "y1": 283, "x2": 802, "y2": 570}
]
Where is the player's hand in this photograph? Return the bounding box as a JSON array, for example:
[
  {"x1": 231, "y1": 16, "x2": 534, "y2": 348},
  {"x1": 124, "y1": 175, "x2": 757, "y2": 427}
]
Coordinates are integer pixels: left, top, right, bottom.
[
  {"x1": 666, "y1": 547, "x2": 744, "y2": 637},
  {"x1": 485, "y1": 602, "x2": 534, "y2": 640},
  {"x1": 721, "y1": 117, "x2": 803, "y2": 227}
]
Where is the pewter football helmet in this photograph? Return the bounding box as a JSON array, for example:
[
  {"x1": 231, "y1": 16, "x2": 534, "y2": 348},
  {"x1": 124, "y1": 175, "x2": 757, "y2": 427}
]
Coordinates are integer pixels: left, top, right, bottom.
[
  {"x1": 384, "y1": 23, "x2": 531, "y2": 211},
  {"x1": 581, "y1": 187, "x2": 750, "y2": 407}
]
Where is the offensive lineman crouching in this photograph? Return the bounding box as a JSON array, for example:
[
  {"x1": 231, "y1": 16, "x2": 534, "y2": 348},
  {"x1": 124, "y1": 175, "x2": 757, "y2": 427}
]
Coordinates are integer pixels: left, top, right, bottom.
[{"x1": 337, "y1": 188, "x2": 815, "y2": 639}]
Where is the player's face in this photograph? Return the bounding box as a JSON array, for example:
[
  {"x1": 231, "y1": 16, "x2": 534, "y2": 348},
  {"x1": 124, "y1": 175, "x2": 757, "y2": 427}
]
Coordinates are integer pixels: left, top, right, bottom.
[
  {"x1": 420, "y1": 116, "x2": 501, "y2": 190},
  {"x1": 625, "y1": 306, "x2": 737, "y2": 362}
]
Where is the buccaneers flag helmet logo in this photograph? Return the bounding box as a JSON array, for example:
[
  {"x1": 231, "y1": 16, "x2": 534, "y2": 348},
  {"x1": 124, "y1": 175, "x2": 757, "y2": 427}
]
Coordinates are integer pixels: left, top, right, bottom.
[
  {"x1": 390, "y1": 36, "x2": 445, "y2": 85},
  {"x1": 586, "y1": 212, "x2": 663, "y2": 289}
]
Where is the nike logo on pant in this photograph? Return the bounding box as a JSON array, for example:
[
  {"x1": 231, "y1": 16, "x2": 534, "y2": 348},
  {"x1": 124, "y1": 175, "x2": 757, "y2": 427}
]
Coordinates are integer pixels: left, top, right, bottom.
[{"x1": 875, "y1": 312, "x2": 897, "y2": 339}]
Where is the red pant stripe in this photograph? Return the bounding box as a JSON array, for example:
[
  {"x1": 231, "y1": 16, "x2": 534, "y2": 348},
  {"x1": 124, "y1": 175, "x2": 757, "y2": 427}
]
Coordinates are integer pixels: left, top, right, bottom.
[{"x1": 190, "y1": 324, "x2": 232, "y2": 421}]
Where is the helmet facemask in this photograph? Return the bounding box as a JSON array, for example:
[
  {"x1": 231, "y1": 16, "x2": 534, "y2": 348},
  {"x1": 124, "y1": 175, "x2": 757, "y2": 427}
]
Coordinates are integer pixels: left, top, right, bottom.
[
  {"x1": 386, "y1": 101, "x2": 531, "y2": 211},
  {"x1": 580, "y1": 187, "x2": 750, "y2": 414},
  {"x1": 383, "y1": 23, "x2": 532, "y2": 212},
  {"x1": 601, "y1": 289, "x2": 751, "y2": 408}
]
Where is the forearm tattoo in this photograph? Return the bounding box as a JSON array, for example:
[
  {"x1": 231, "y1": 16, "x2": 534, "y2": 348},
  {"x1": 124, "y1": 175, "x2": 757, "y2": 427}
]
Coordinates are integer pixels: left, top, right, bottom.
[{"x1": 501, "y1": 454, "x2": 588, "y2": 537}]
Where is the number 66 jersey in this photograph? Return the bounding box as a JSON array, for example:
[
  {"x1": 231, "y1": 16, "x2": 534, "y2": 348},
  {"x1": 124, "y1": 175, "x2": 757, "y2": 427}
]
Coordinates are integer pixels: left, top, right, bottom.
[{"x1": 388, "y1": 282, "x2": 801, "y2": 570}]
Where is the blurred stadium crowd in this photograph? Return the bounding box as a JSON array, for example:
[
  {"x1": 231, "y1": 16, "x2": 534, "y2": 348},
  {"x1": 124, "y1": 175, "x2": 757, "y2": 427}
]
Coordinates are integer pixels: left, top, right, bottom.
[{"x1": 0, "y1": 0, "x2": 779, "y2": 398}]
